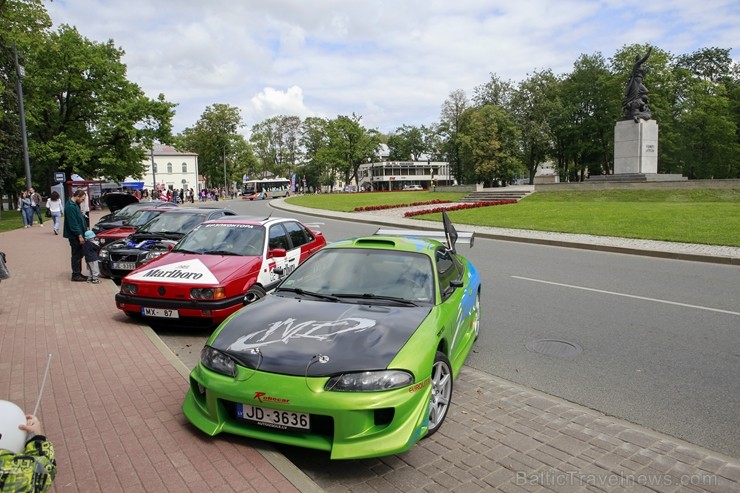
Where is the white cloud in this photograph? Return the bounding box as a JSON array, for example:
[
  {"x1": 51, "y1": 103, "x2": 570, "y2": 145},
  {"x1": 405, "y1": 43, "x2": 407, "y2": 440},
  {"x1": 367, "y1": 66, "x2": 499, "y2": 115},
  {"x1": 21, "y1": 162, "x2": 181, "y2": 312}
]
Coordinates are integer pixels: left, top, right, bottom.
[
  {"x1": 47, "y1": 0, "x2": 739, "y2": 134},
  {"x1": 247, "y1": 86, "x2": 314, "y2": 124}
]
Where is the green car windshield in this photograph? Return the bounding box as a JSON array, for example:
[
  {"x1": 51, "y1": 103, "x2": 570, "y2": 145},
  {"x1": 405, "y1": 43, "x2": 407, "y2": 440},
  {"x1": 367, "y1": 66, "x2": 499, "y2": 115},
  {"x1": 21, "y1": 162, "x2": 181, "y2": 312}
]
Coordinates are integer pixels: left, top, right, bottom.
[{"x1": 280, "y1": 248, "x2": 435, "y2": 303}]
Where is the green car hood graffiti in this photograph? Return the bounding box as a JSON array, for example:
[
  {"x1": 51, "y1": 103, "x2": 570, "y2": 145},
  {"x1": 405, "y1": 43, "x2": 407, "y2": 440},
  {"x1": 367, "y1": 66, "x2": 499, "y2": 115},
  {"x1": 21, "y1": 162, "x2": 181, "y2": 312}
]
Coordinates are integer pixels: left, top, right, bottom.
[{"x1": 210, "y1": 295, "x2": 432, "y2": 376}]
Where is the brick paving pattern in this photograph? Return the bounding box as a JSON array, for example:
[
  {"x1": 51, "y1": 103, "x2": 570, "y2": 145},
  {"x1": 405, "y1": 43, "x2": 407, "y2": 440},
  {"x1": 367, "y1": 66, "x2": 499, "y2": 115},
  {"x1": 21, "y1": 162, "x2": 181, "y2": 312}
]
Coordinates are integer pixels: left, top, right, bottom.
[
  {"x1": 287, "y1": 368, "x2": 739, "y2": 492},
  {"x1": 0, "y1": 213, "x2": 300, "y2": 493}
]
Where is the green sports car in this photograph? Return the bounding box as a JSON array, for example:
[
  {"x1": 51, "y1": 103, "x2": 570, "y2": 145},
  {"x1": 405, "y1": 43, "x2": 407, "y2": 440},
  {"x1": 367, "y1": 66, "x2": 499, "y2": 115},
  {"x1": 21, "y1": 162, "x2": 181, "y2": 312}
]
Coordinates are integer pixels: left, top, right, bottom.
[{"x1": 183, "y1": 214, "x2": 481, "y2": 459}]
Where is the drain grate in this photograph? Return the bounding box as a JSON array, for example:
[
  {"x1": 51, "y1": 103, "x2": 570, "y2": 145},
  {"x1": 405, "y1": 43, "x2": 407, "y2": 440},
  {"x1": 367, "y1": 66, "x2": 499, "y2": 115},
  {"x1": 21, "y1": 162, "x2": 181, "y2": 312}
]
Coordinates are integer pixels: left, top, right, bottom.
[{"x1": 526, "y1": 339, "x2": 583, "y2": 358}]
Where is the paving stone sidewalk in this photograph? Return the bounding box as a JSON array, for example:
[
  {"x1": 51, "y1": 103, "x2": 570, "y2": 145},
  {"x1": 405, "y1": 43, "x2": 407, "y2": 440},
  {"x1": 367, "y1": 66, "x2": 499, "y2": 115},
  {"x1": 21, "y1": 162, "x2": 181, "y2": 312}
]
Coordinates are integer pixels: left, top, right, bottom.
[
  {"x1": 0, "y1": 212, "x2": 309, "y2": 493},
  {"x1": 281, "y1": 366, "x2": 739, "y2": 492}
]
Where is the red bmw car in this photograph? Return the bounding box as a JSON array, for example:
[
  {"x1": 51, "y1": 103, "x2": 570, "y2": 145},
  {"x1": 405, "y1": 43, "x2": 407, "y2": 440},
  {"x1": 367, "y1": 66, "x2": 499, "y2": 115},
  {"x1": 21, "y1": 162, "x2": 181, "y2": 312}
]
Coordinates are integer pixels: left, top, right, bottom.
[{"x1": 115, "y1": 216, "x2": 326, "y2": 327}]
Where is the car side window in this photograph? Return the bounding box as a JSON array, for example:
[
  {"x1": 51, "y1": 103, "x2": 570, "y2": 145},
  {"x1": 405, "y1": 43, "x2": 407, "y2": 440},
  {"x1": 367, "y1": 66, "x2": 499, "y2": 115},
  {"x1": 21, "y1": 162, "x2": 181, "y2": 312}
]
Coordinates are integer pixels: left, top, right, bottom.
[
  {"x1": 284, "y1": 221, "x2": 309, "y2": 248},
  {"x1": 268, "y1": 224, "x2": 290, "y2": 250},
  {"x1": 436, "y1": 248, "x2": 461, "y2": 298}
]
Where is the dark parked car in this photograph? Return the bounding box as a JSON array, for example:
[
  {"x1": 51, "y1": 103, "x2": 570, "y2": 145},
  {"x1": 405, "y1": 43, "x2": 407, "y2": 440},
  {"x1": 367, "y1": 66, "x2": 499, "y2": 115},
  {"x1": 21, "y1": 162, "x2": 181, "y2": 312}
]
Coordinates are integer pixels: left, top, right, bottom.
[
  {"x1": 103, "y1": 192, "x2": 139, "y2": 213},
  {"x1": 96, "y1": 207, "x2": 169, "y2": 246},
  {"x1": 92, "y1": 199, "x2": 178, "y2": 234},
  {"x1": 99, "y1": 208, "x2": 236, "y2": 280}
]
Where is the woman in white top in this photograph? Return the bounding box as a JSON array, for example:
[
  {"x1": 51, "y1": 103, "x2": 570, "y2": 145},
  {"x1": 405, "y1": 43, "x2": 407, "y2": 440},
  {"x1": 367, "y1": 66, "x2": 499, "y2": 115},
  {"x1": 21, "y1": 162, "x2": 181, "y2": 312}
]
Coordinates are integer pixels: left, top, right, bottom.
[{"x1": 46, "y1": 191, "x2": 64, "y2": 235}]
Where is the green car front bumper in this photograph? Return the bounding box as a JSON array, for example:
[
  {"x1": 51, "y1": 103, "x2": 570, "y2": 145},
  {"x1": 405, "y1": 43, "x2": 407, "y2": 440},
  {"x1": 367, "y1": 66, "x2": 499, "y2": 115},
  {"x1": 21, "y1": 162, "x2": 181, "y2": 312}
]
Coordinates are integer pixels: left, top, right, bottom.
[{"x1": 182, "y1": 364, "x2": 433, "y2": 459}]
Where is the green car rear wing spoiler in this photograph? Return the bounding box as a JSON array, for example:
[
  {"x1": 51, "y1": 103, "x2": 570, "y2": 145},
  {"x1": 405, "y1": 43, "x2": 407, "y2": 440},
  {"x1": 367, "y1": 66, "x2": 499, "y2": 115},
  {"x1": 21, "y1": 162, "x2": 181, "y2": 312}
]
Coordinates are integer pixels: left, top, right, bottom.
[
  {"x1": 373, "y1": 228, "x2": 475, "y2": 248},
  {"x1": 375, "y1": 211, "x2": 472, "y2": 253}
]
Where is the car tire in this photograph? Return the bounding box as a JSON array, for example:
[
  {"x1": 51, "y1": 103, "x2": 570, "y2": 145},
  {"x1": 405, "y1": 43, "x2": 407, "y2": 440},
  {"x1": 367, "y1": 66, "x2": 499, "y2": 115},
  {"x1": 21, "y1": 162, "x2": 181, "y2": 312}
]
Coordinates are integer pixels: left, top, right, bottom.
[
  {"x1": 243, "y1": 285, "x2": 266, "y2": 305},
  {"x1": 425, "y1": 351, "x2": 453, "y2": 437}
]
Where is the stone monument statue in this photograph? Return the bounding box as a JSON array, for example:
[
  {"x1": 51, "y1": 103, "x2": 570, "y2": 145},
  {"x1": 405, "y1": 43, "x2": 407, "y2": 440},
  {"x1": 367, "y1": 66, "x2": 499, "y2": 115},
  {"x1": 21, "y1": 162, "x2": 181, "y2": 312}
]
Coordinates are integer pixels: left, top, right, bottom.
[
  {"x1": 591, "y1": 46, "x2": 684, "y2": 182},
  {"x1": 610, "y1": 46, "x2": 660, "y2": 176},
  {"x1": 622, "y1": 47, "x2": 652, "y2": 122}
]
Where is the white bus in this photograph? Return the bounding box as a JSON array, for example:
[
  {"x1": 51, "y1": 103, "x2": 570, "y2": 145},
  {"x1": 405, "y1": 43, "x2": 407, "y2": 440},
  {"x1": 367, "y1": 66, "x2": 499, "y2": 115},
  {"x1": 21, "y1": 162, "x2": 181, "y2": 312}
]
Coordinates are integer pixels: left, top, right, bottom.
[{"x1": 242, "y1": 178, "x2": 291, "y2": 200}]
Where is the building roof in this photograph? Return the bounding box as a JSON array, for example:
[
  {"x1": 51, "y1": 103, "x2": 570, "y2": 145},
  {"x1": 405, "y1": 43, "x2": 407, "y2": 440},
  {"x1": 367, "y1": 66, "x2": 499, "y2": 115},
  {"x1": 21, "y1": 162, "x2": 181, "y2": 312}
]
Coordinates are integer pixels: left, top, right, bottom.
[{"x1": 152, "y1": 143, "x2": 198, "y2": 157}]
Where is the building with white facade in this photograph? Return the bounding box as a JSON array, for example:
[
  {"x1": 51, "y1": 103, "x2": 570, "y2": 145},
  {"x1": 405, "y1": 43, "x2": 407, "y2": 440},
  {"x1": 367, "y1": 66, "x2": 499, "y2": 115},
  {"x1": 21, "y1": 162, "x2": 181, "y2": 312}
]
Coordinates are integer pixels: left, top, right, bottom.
[
  {"x1": 137, "y1": 143, "x2": 201, "y2": 193},
  {"x1": 357, "y1": 160, "x2": 453, "y2": 191}
]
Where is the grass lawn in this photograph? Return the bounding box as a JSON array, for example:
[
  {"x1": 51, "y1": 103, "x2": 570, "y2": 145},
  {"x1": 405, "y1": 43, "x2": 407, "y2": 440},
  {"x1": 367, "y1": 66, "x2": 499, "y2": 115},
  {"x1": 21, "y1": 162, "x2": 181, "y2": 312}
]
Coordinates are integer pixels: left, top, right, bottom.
[
  {"x1": 287, "y1": 189, "x2": 740, "y2": 247},
  {"x1": 0, "y1": 209, "x2": 26, "y2": 233}
]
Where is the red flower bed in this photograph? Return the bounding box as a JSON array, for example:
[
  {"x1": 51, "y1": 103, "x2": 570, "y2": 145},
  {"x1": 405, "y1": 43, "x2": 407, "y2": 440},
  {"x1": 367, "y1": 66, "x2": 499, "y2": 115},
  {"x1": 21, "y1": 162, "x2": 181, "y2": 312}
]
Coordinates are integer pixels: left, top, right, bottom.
[
  {"x1": 354, "y1": 199, "x2": 452, "y2": 212},
  {"x1": 403, "y1": 200, "x2": 517, "y2": 217}
]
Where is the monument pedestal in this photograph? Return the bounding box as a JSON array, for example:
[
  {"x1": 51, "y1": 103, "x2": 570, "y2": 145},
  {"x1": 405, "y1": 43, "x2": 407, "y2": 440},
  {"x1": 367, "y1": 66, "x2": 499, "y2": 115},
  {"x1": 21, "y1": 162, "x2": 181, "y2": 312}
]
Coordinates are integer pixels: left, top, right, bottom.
[{"x1": 614, "y1": 119, "x2": 658, "y2": 174}]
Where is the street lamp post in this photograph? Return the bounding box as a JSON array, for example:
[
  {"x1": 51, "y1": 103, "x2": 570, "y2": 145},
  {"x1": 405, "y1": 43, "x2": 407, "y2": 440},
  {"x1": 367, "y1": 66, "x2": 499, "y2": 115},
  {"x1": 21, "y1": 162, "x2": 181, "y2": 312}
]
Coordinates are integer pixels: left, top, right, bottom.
[
  {"x1": 223, "y1": 147, "x2": 227, "y2": 196},
  {"x1": 13, "y1": 42, "x2": 32, "y2": 190},
  {"x1": 150, "y1": 146, "x2": 157, "y2": 195}
]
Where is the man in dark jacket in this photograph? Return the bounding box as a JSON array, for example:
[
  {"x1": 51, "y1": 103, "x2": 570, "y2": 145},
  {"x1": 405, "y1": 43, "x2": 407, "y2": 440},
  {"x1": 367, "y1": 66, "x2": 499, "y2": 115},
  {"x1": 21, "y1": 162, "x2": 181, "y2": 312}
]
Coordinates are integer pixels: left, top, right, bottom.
[{"x1": 63, "y1": 190, "x2": 88, "y2": 282}]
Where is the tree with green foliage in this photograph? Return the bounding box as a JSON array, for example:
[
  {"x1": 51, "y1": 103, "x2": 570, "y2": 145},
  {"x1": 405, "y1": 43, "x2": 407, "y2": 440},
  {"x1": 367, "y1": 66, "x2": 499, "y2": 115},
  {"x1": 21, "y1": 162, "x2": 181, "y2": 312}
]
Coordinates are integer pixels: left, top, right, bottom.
[
  {"x1": 179, "y1": 103, "x2": 243, "y2": 189},
  {"x1": 472, "y1": 73, "x2": 513, "y2": 109},
  {"x1": 509, "y1": 70, "x2": 558, "y2": 184},
  {"x1": 674, "y1": 47, "x2": 740, "y2": 178},
  {"x1": 555, "y1": 53, "x2": 621, "y2": 180},
  {"x1": 387, "y1": 124, "x2": 425, "y2": 161},
  {"x1": 21, "y1": 25, "x2": 175, "y2": 187},
  {"x1": 324, "y1": 114, "x2": 380, "y2": 189},
  {"x1": 676, "y1": 81, "x2": 739, "y2": 179},
  {"x1": 458, "y1": 104, "x2": 523, "y2": 186},
  {"x1": 299, "y1": 116, "x2": 331, "y2": 191},
  {"x1": 439, "y1": 89, "x2": 468, "y2": 184},
  {"x1": 249, "y1": 115, "x2": 302, "y2": 179},
  {"x1": 0, "y1": 0, "x2": 52, "y2": 207}
]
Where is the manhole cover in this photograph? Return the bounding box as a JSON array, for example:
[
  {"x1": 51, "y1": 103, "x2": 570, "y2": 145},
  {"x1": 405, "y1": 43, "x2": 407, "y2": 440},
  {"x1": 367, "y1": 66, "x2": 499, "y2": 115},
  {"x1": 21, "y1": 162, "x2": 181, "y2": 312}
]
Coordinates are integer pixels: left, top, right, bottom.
[{"x1": 526, "y1": 339, "x2": 582, "y2": 358}]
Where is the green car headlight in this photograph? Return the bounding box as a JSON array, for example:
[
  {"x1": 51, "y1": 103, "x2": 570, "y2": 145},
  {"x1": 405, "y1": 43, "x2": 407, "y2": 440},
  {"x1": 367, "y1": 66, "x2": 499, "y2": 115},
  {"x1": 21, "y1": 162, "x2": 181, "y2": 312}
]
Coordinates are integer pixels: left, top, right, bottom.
[
  {"x1": 201, "y1": 346, "x2": 236, "y2": 377},
  {"x1": 325, "y1": 370, "x2": 414, "y2": 392}
]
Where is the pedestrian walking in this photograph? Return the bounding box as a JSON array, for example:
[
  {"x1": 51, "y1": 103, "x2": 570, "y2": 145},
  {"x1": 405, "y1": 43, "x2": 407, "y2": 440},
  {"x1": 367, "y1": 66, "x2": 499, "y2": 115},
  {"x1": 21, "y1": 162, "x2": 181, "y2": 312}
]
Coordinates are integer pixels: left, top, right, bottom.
[
  {"x1": 0, "y1": 401, "x2": 57, "y2": 493},
  {"x1": 29, "y1": 188, "x2": 44, "y2": 226},
  {"x1": 82, "y1": 230, "x2": 101, "y2": 284},
  {"x1": 17, "y1": 192, "x2": 32, "y2": 228},
  {"x1": 45, "y1": 191, "x2": 64, "y2": 235},
  {"x1": 63, "y1": 189, "x2": 88, "y2": 282}
]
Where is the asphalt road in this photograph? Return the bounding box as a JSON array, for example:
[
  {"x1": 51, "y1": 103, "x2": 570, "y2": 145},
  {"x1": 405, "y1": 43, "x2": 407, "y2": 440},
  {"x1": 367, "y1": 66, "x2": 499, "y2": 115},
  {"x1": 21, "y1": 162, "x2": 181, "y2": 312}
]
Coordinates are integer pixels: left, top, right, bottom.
[{"x1": 157, "y1": 198, "x2": 740, "y2": 459}]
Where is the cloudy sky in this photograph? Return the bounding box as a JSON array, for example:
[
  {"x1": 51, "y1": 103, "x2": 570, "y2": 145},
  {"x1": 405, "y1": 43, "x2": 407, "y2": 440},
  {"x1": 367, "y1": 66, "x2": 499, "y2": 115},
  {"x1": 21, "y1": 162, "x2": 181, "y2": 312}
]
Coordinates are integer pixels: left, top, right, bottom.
[{"x1": 47, "y1": 0, "x2": 739, "y2": 136}]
